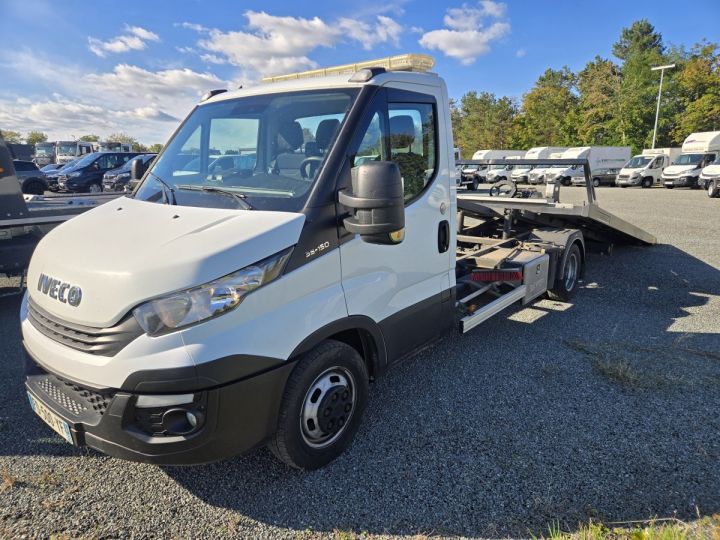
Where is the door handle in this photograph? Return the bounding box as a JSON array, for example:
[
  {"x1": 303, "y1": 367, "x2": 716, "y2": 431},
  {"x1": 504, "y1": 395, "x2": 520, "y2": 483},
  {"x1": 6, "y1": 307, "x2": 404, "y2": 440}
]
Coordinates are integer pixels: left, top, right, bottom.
[{"x1": 438, "y1": 220, "x2": 449, "y2": 253}]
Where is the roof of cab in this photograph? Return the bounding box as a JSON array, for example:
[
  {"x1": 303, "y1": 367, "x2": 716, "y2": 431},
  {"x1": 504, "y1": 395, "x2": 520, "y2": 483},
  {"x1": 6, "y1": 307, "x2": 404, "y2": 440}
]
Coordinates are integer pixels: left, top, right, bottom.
[{"x1": 203, "y1": 70, "x2": 442, "y2": 105}]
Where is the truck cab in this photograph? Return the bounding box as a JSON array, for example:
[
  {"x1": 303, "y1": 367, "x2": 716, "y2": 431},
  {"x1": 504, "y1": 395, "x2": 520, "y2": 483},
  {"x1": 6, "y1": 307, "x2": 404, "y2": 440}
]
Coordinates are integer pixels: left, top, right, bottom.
[
  {"x1": 55, "y1": 141, "x2": 94, "y2": 165},
  {"x1": 663, "y1": 132, "x2": 720, "y2": 189},
  {"x1": 34, "y1": 142, "x2": 56, "y2": 167}
]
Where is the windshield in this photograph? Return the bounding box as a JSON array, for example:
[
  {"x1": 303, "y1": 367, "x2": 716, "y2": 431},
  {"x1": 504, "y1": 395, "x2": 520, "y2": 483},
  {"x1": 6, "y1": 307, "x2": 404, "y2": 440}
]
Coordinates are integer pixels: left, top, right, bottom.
[
  {"x1": 57, "y1": 143, "x2": 77, "y2": 155},
  {"x1": 674, "y1": 153, "x2": 703, "y2": 165},
  {"x1": 62, "y1": 152, "x2": 98, "y2": 171},
  {"x1": 35, "y1": 145, "x2": 54, "y2": 156},
  {"x1": 136, "y1": 89, "x2": 357, "y2": 212},
  {"x1": 625, "y1": 156, "x2": 651, "y2": 168}
]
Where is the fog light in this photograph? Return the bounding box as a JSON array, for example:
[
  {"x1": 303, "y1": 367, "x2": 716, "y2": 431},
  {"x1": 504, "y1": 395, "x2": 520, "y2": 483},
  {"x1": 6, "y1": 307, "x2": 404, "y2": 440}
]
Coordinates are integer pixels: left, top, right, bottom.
[{"x1": 161, "y1": 408, "x2": 199, "y2": 435}]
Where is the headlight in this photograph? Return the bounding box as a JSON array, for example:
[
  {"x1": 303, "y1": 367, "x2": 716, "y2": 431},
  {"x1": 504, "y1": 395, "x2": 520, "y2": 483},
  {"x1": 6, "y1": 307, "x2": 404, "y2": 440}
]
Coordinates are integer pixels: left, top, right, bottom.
[
  {"x1": 117, "y1": 172, "x2": 130, "y2": 180},
  {"x1": 133, "y1": 248, "x2": 293, "y2": 336},
  {"x1": 69, "y1": 171, "x2": 82, "y2": 177}
]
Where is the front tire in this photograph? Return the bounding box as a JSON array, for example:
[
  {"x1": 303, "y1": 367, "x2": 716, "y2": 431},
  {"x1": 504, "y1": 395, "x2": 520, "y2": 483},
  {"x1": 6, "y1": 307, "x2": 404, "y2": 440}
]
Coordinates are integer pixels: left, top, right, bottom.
[
  {"x1": 470, "y1": 177, "x2": 479, "y2": 191},
  {"x1": 23, "y1": 180, "x2": 45, "y2": 195},
  {"x1": 88, "y1": 182, "x2": 102, "y2": 193},
  {"x1": 269, "y1": 340, "x2": 368, "y2": 470},
  {"x1": 592, "y1": 177, "x2": 600, "y2": 188},
  {"x1": 709, "y1": 181, "x2": 719, "y2": 198},
  {"x1": 641, "y1": 177, "x2": 653, "y2": 189}
]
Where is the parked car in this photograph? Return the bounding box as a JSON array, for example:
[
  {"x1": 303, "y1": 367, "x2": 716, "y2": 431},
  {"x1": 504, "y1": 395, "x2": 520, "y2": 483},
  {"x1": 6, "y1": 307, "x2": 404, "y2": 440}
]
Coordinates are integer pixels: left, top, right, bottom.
[
  {"x1": 57, "y1": 152, "x2": 141, "y2": 193},
  {"x1": 572, "y1": 167, "x2": 620, "y2": 187},
  {"x1": 12, "y1": 160, "x2": 48, "y2": 195},
  {"x1": 45, "y1": 158, "x2": 81, "y2": 191},
  {"x1": 103, "y1": 153, "x2": 157, "y2": 192}
]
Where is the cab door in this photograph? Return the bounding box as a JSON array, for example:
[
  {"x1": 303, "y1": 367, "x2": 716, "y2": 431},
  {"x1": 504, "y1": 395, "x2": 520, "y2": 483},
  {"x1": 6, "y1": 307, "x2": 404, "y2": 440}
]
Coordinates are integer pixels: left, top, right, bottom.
[{"x1": 338, "y1": 85, "x2": 455, "y2": 363}]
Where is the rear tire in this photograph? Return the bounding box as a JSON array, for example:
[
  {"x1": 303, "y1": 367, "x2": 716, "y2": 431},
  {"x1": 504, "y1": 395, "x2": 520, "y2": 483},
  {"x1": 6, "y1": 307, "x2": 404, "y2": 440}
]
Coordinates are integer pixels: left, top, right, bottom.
[
  {"x1": 23, "y1": 180, "x2": 45, "y2": 195},
  {"x1": 548, "y1": 243, "x2": 582, "y2": 302},
  {"x1": 269, "y1": 340, "x2": 368, "y2": 470}
]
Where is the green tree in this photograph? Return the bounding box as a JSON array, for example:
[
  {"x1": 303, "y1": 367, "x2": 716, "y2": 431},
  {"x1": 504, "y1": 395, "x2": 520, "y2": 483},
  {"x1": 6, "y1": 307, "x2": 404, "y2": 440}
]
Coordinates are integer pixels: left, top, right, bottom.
[
  {"x1": 148, "y1": 143, "x2": 163, "y2": 153},
  {"x1": 26, "y1": 131, "x2": 48, "y2": 145},
  {"x1": 577, "y1": 57, "x2": 623, "y2": 145},
  {"x1": 514, "y1": 67, "x2": 579, "y2": 148},
  {"x1": 672, "y1": 41, "x2": 720, "y2": 140},
  {"x1": 79, "y1": 134, "x2": 100, "y2": 142},
  {"x1": 612, "y1": 19, "x2": 673, "y2": 152},
  {"x1": 1, "y1": 130, "x2": 22, "y2": 143},
  {"x1": 454, "y1": 91, "x2": 519, "y2": 154}
]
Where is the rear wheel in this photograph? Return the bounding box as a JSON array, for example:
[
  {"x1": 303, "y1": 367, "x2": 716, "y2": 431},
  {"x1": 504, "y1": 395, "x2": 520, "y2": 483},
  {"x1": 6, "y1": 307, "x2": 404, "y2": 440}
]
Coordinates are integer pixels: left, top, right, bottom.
[
  {"x1": 23, "y1": 180, "x2": 45, "y2": 195},
  {"x1": 592, "y1": 177, "x2": 600, "y2": 188},
  {"x1": 548, "y1": 243, "x2": 582, "y2": 302},
  {"x1": 269, "y1": 340, "x2": 368, "y2": 470}
]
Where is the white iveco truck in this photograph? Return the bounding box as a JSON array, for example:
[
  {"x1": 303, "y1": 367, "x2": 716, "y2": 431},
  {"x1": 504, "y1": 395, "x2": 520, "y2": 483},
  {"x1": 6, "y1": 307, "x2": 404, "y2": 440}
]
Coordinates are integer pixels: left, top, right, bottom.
[
  {"x1": 21, "y1": 55, "x2": 654, "y2": 469},
  {"x1": 662, "y1": 131, "x2": 720, "y2": 189},
  {"x1": 616, "y1": 148, "x2": 681, "y2": 188}
]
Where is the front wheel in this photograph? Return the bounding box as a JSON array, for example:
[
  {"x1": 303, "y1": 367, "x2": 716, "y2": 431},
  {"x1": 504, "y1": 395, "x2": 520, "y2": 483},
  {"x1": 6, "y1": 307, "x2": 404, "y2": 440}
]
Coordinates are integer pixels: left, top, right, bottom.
[
  {"x1": 592, "y1": 177, "x2": 600, "y2": 188},
  {"x1": 88, "y1": 182, "x2": 102, "y2": 193},
  {"x1": 269, "y1": 340, "x2": 368, "y2": 470},
  {"x1": 709, "y1": 181, "x2": 719, "y2": 198},
  {"x1": 665, "y1": 185, "x2": 674, "y2": 189},
  {"x1": 470, "y1": 177, "x2": 479, "y2": 191},
  {"x1": 23, "y1": 180, "x2": 45, "y2": 195},
  {"x1": 641, "y1": 177, "x2": 653, "y2": 189}
]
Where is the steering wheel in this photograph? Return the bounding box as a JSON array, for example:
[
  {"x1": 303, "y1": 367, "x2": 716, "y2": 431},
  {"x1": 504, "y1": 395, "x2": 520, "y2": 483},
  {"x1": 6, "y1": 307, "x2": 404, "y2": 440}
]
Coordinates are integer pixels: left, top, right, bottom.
[
  {"x1": 300, "y1": 157, "x2": 323, "y2": 179},
  {"x1": 489, "y1": 179, "x2": 517, "y2": 198}
]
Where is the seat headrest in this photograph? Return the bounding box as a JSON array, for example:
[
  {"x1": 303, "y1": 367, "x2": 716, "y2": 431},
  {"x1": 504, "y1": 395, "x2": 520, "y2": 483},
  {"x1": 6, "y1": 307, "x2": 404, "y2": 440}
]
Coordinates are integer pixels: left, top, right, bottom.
[
  {"x1": 390, "y1": 115, "x2": 416, "y2": 149},
  {"x1": 315, "y1": 119, "x2": 340, "y2": 149},
  {"x1": 278, "y1": 121, "x2": 304, "y2": 151}
]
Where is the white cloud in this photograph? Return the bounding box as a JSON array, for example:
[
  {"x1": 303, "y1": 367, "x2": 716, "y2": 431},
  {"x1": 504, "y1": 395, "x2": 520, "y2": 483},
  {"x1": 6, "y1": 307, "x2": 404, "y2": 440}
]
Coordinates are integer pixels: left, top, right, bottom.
[
  {"x1": 88, "y1": 25, "x2": 159, "y2": 57},
  {"x1": 337, "y1": 15, "x2": 402, "y2": 50},
  {"x1": 199, "y1": 53, "x2": 227, "y2": 65},
  {"x1": 516, "y1": 48, "x2": 526, "y2": 58},
  {"x1": 0, "y1": 51, "x2": 227, "y2": 143},
  {"x1": 419, "y1": 1, "x2": 509, "y2": 64},
  {"x1": 176, "y1": 22, "x2": 210, "y2": 33},
  {"x1": 188, "y1": 10, "x2": 403, "y2": 77}
]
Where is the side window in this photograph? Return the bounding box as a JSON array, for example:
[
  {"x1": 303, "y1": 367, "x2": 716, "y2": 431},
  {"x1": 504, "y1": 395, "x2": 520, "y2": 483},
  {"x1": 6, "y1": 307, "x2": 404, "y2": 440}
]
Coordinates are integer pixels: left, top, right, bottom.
[
  {"x1": 94, "y1": 155, "x2": 108, "y2": 169},
  {"x1": 388, "y1": 103, "x2": 437, "y2": 201},
  {"x1": 353, "y1": 112, "x2": 385, "y2": 167},
  {"x1": 14, "y1": 162, "x2": 30, "y2": 171}
]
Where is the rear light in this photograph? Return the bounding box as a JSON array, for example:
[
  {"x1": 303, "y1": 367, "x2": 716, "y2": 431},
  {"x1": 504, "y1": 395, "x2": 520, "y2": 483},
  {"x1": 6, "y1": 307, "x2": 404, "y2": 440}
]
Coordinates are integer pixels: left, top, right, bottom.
[{"x1": 470, "y1": 269, "x2": 523, "y2": 282}]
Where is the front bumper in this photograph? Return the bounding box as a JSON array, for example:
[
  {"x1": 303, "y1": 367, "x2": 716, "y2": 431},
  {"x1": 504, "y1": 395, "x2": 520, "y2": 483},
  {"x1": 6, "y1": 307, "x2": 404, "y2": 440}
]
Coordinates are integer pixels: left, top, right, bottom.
[
  {"x1": 662, "y1": 176, "x2": 697, "y2": 187},
  {"x1": 616, "y1": 176, "x2": 640, "y2": 186},
  {"x1": 24, "y1": 348, "x2": 293, "y2": 465},
  {"x1": 103, "y1": 180, "x2": 127, "y2": 192}
]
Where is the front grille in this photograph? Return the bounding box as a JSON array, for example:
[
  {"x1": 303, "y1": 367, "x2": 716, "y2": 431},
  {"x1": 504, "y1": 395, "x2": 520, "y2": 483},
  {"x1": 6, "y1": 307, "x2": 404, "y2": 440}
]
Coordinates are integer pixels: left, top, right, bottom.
[{"x1": 27, "y1": 297, "x2": 143, "y2": 356}]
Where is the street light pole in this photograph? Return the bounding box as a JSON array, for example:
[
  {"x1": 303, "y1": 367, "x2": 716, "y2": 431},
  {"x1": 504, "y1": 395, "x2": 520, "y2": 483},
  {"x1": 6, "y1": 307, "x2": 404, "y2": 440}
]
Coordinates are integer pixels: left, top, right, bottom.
[{"x1": 650, "y1": 63, "x2": 675, "y2": 149}]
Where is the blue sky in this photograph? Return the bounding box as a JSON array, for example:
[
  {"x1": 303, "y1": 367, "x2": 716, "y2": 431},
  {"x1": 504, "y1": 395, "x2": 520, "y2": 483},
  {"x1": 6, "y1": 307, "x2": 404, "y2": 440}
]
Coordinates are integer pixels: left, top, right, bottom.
[{"x1": 1, "y1": 0, "x2": 718, "y2": 144}]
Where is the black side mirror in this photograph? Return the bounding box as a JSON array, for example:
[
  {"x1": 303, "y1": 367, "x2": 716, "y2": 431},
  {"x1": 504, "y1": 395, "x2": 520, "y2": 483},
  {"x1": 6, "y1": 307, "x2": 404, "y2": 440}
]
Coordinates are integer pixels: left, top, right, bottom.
[
  {"x1": 338, "y1": 161, "x2": 405, "y2": 245},
  {"x1": 131, "y1": 159, "x2": 147, "y2": 180}
]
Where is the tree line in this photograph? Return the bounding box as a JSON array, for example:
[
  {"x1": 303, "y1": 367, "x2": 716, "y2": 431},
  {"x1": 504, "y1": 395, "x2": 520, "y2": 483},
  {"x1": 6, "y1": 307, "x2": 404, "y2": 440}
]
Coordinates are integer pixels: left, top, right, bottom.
[
  {"x1": 0, "y1": 130, "x2": 163, "y2": 154},
  {"x1": 452, "y1": 20, "x2": 720, "y2": 156}
]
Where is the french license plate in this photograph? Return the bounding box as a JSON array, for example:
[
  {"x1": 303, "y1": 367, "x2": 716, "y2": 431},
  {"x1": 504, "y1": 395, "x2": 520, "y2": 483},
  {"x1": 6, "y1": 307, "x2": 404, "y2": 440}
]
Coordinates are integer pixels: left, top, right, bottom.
[{"x1": 27, "y1": 391, "x2": 74, "y2": 444}]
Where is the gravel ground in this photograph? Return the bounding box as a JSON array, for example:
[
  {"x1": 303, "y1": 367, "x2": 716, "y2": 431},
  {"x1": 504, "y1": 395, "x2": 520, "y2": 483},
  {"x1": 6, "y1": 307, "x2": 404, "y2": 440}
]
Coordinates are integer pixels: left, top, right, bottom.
[{"x1": 1, "y1": 186, "x2": 719, "y2": 539}]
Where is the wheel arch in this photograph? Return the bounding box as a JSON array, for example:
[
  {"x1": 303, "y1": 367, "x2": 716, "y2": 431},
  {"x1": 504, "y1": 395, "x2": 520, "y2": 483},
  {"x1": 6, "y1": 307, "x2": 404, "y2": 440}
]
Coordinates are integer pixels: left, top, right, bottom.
[{"x1": 289, "y1": 316, "x2": 388, "y2": 380}]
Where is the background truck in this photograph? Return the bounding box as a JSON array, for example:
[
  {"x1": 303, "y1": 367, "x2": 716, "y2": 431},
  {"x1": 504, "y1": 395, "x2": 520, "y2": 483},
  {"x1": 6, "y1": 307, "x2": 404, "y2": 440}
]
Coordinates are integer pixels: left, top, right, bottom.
[
  {"x1": 663, "y1": 131, "x2": 720, "y2": 189},
  {"x1": 55, "y1": 141, "x2": 94, "y2": 165},
  {"x1": 461, "y1": 149, "x2": 524, "y2": 190},
  {"x1": 512, "y1": 147, "x2": 567, "y2": 184},
  {"x1": 20, "y1": 54, "x2": 654, "y2": 470},
  {"x1": 545, "y1": 146, "x2": 631, "y2": 186},
  {"x1": 701, "y1": 154, "x2": 720, "y2": 197},
  {"x1": 616, "y1": 147, "x2": 681, "y2": 188},
  {"x1": 34, "y1": 142, "x2": 56, "y2": 166},
  {"x1": 528, "y1": 152, "x2": 564, "y2": 184},
  {"x1": 94, "y1": 141, "x2": 133, "y2": 153}
]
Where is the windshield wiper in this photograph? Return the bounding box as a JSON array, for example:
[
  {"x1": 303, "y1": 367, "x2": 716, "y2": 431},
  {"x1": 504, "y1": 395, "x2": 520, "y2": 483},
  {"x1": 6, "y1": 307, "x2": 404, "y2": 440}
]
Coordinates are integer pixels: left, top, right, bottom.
[
  {"x1": 146, "y1": 171, "x2": 177, "y2": 205},
  {"x1": 175, "y1": 184, "x2": 253, "y2": 210}
]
